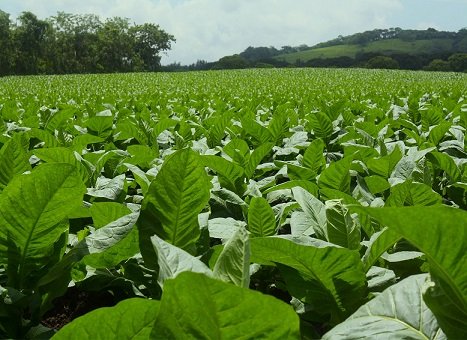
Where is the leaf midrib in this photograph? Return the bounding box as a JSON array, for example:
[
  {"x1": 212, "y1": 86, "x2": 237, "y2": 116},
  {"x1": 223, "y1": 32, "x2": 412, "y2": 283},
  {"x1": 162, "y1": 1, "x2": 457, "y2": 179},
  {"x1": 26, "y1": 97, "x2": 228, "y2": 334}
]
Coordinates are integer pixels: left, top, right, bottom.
[{"x1": 17, "y1": 169, "x2": 72, "y2": 287}]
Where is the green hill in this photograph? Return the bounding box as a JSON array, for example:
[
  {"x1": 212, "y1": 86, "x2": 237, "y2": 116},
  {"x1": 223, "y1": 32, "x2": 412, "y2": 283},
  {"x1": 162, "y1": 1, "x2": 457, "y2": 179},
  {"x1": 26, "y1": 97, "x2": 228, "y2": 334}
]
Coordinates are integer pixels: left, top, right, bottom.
[
  {"x1": 169, "y1": 28, "x2": 467, "y2": 72},
  {"x1": 275, "y1": 38, "x2": 460, "y2": 63}
]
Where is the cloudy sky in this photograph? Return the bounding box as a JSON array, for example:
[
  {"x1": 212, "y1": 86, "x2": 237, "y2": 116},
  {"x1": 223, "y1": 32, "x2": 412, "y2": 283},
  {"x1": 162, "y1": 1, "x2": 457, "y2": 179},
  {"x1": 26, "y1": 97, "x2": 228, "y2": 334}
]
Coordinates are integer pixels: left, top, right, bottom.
[{"x1": 2, "y1": 0, "x2": 466, "y2": 64}]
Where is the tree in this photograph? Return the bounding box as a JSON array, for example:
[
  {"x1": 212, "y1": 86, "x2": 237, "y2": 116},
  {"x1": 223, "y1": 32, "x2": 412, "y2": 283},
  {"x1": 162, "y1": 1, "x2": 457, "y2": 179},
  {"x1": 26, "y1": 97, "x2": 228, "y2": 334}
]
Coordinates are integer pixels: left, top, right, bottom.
[
  {"x1": 366, "y1": 56, "x2": 399, "y2": 69},
  {"x1": 0, "y1": 10, "x2": 13, "y2": 75},
  {"x1": 13, "y1": 11, "x2": 50, "y2": 74},
  {"x1": 448, "y1": 53, "x2": 467, "y2": 72},
  {"x1": 96, "y1": 17, "x2": 134, "y2": 72},
  {"x1": 131, "y1": 23, "x2": 175, "y2": 71},
  {"x1": 239, "y1": 46, "x2": 280, "y2": 62},
  {"x1": 425, "y1": 59, "x2": 452, "y2": 72},
  {"x1": 47, "y1": 12, "x2": 80, "y2": 73},
  {"x1": 213, "y1": 55, "x2": 249, "y2": 69}
]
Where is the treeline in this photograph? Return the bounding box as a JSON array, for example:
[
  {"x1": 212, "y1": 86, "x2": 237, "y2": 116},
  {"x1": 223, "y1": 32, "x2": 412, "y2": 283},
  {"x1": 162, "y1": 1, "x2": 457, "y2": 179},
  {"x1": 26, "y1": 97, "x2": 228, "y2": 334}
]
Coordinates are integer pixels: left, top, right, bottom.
[
  {"x1": 164, "y1": 51, "x2": 467, "y2": 72},
  {"x1": 0, "y1": 10, "x2": 175, "y2": 75},
  {"x1": 315, "y1": 27, "x2": 466, "y2": 48},
  {"x1": 299, "y1": 52, "x2": 467, "y2": 72},
  {"x1": 161, "y1": 45, "x2": 305, "y2": 72}
]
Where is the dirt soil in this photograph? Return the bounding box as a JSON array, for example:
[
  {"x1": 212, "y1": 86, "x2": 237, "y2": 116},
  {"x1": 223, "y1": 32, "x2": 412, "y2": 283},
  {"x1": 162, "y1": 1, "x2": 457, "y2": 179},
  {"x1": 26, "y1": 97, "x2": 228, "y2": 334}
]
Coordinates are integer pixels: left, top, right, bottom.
[{"x1": 41, "y1": 287, "x2": 117, "y2": 330}]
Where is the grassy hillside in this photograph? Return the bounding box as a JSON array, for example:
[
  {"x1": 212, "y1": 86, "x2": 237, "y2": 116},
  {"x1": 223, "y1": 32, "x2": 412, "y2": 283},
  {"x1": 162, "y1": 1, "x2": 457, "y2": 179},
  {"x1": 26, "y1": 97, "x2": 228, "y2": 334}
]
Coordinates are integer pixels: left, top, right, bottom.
[{"x1": 275, "y1": 38, "x2": 460, "y2": 63}]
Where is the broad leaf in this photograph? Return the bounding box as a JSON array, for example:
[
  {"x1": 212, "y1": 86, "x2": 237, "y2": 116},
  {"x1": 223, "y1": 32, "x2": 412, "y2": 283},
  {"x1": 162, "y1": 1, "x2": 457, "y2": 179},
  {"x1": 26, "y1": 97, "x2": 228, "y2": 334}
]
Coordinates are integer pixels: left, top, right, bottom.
[
  {"x1": 427, "y1": 151, "x2": 461, "y2": 183},
  {"x1": 308, "y1": 112, "x2": 333, "y2": 140},
  {"x1": 428, "y1": 121, "x2": 451, "y2": 146},
  {"x1": 245, "y1": 142, "x2": 274, "y2": 179},
  {"x1": 213, "y1": 226, "x2": 250, "y2": 287},
  {"x1": 208, "y1": 218, "x2": 247, "y2": 240},
  {"x1": 358, "y1": 206, "x2": 467, "y2": 338},
  {"x1": 263, "y1": 180, "x2": 319, "y2": 197},
  {"x1": 250, "y1": 237, "x2": 367, "y2": 323},
  {"x1": 362, "y1": 227, "x2": 401, "y2": 272},
  {"x1": 386, "y1": 180, "x2": 442, "y2": 206},
  {"x1": 364, "y1": 175, "x2": 390, "y2": 194},
  {"x1": 0, "y1": 164, "x2": 85, "y2": 288},
  {"x1": 152, "y1": 272, "x2": 300, "y2": 339},
  {"x1": 318, "y1": 156, "x2": 352, "y2": 193},
  {"x1": 83, "y1": 205, "x2": 141, "y2": 269},
  {"x1": 138, "y1": 149, "x2": 210, "y2": 253},
  {"x1": 292, "y1": 187, "x2": 327, "y2": 240},
  {"x1": 367, "y1": 145, "x2": 402, "y2": 178},
  {"x1": 0, "y1": 134, "x2": 31, "y2": 190},
  {"x1": 248, "y1": 197, "x2": 276, "y2": 237},
  {"x1": 87, "y1": 175, "x2": 126, "y2": 200},
  {"x1": 201, "y1": 154, "x2": 244, "y2": 193},
  {"x1": 34, "y1": 147, "x2": 91, "y2": 184},
  {"x1": 151, "y1": 235, "x2": 213, "y2": 285},
  {"x1": 53, "y1": 298, "x2": 161, "y2": 340},
  {"x1": 323, "y1": 274, "x2": 446, "y2": 340},
  {"x1": 90, "y1": 202, "x2": 131, "y2": 229},
  {"x1": 325, "y1": 199, "x2": 361, "y2": 250},
  {"x1": 302, "y1": 138, "x2": 326, "y2": 175}
]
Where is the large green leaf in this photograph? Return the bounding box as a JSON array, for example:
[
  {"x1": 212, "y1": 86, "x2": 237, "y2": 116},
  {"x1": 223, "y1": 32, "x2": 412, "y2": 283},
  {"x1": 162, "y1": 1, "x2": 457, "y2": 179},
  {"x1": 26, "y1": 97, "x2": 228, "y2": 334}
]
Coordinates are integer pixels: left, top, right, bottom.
[
  {"x1": 292, "y1": 187, "x2": 327, "y2": 240},
  {"x1": 427, "y1": 151, "x2": 461, "y2": 183},
  {"x1": 87, "y1": 174, "x2": 126, "y2": 200},
  {"x1": 250, "y1": 237, "x2": 367, "y2": 322},
  {"x1": 386, "y1": 180, "x2": 442, "y2": 206},
  {"x1": 0, "y1": 134, "x2": 31, "y2": 190},
  {"x1": 245, "y1": 142, "x2": 274, "y2": 179},
  {"x1": 201, "y1": 154, "x2": 244, "y2": 193},
  {"x1": 213, "y1": 226, "x2": 250, "y2": 288},
  {"x1": 138, "y1": 149, "x2": 210, "y2": 254},
  {"x1": 318, "y1": 156, "x2": 353, "y2": 193},
  {"x1": 83, "y1": 227, "x2": 139, "y2": 269},
  {"x1": 358, "y1": 206, "x2": 467, "y2": 338},
  {"x1": 90, "y1": 202, "x2": 131, "y2": 229},
  {"x1": 151, "y1": 235, "x2": 213, "y2": 285},
  {"x1": 53, "y1": 298, "x2": 161, "y2": 340},
  {"x1": 267, "y1": 109, "x2": 289, "y2": 142},
  {"x1": 308, "y1": 112, "x2": 333, "y2": 140},
  {"x1": 83, "y1": 205, "x2": 141, "y2": 269},
  {"x1": 325, "y1": 199, "x2": 361, "y2": 250},
  {"x1": 152, "y1": 272, "x2": 300, "y2": 339},
  {"x1": 367, "y1": 145, "x2": 402, "y2": 178},
  {"x1": 248, "y1": 197, "x2": 276, "y2": 237},
  {"x1": 362, "y1": 227, "x2": 401, "y2": 272},
  {"x1": 34, "y1": 147, "x2": 91, "y2": 184},
  {"x1": 364, "y1": 175, "x2": 390, "y2": 194},
  {"x1": 263, "y1": 180, "x2": 319, "y2": 197},
  {"x1": 36, "y1": 203, "x2": 141, "y2": 315},
  {"x1": 323, "y1": 274, "x2": 446, "y2": 340},
  {"x1": 302, "y1": 138, "x2": 326, "y2": 175},
  {"x1": 428, "y1": 121, "x2": 451, "y2": 146},
  {"x1": 241, "y1": 118, "x2": 273, "y2": 144},
  {"x1": 223, "y1": 138, "x2": 250, "y2": 167},
  {"x1": 0, "y1": 164, "x2": 85, "y2": 288},
  {"x1": 285, "y1": 163, "x2": 316, "y2": 181}
]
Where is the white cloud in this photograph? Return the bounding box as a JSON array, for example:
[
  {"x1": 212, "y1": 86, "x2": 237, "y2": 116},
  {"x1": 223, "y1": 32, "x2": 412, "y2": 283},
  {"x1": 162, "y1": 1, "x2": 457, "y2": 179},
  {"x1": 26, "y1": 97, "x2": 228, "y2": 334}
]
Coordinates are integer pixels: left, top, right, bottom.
[{"x1": 0, "y1": 0, "x2": 420, "y2": 64}]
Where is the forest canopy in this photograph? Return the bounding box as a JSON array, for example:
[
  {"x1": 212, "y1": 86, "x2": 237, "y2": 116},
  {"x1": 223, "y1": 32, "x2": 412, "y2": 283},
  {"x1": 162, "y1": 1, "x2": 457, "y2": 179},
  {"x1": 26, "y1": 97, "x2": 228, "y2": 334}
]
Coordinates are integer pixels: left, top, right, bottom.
[{"x1": 0, "y1": 10, "x2": 175, "y2": 75}]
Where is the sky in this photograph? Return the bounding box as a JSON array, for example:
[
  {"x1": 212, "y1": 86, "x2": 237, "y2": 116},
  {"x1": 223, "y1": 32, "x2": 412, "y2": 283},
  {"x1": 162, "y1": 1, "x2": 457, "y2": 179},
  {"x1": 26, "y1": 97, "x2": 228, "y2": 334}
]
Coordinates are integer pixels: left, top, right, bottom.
[{"x1": 1, "y1": 0, "x2": 466, "y2": 65}]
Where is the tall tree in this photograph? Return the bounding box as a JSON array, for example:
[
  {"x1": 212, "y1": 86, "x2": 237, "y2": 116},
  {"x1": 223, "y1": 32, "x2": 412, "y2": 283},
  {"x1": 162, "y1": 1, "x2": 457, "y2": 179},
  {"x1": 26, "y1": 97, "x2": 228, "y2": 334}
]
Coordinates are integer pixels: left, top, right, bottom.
[
  {"x1": 97, "y1": 17, "x2": 134, "y2": 72},
  {"x1": 0, "y1": 10, "x2": 13, "y2": 75},
  {"x1": 13, "y1": 11, "x2": 50, "y2": 74},
  {"x1": 131, "y1": 23, "x2": 175, "y2": 71}
]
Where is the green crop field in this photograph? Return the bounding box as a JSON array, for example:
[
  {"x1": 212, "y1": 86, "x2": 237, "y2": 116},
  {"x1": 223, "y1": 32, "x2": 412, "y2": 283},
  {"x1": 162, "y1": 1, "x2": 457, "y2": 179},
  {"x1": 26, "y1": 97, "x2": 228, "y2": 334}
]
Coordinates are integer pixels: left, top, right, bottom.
[{"x1": 0, "y1": 68, "x2": 466, "y2": 339}]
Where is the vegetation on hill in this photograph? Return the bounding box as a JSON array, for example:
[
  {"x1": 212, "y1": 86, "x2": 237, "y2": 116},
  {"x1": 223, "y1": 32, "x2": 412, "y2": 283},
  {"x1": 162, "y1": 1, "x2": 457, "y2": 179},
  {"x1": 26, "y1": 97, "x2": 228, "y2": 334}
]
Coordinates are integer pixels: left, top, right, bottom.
[
  {"x1": 0, "y1": 10, "x2": 174, "y2": 75},
  {"x1": 166, "y1": 28, "x2": 467, "y2": 72}
]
